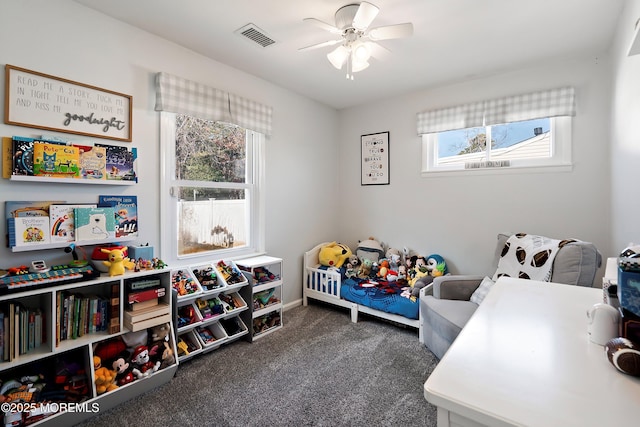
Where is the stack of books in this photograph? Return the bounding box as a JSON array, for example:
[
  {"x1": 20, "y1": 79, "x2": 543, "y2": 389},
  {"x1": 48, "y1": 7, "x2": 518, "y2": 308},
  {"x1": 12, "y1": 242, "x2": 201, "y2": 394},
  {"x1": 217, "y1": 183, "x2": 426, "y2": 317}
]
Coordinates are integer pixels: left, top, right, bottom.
[{"x1": 124, "y1": 279, "x2": 170, "y2": 332}]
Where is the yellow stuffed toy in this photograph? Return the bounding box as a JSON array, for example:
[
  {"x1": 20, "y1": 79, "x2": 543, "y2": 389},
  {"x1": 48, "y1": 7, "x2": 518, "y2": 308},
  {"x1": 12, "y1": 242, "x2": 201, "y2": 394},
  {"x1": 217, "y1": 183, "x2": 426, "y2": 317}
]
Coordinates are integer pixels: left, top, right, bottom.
[
  {"x1": 94, "y1": 356, "x2": 118, "y2": 395},
  {"x1": 319, "y1": 242, "x2": 352, "y2": 268},
  {"x1": 102, "y1": 246, "x2": 135, "y2": 276}
]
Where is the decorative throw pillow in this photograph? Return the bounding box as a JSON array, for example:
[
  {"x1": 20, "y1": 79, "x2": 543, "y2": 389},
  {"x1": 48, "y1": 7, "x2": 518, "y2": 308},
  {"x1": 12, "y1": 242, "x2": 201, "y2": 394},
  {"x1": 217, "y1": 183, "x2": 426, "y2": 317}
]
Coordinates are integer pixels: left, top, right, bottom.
[{"x1": 470, "y1": 276, "x2": 495, "y2": 305}]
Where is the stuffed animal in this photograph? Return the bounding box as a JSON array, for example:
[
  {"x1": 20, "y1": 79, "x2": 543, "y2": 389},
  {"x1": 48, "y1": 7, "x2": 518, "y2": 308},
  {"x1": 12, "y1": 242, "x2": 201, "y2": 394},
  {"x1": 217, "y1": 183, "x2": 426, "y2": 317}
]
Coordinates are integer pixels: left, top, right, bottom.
[
  {"x1": 386, "y1": 248, "x2": 402, "y2": 270},
  {"x1": 356, "y1": 237, "x2": 385, "y2": 263},
  {"x1": 93, "y1": 356, "x2": 118, "y2": 395},
  {"x1": 344, "y1": 254, "x2": 360, "y2": 279},
  {"x1": 149, "y1": 323, "x2": 175, "y2": 370},
  {"x1": 357, "y1": 258, "x2": 373, "y2": 279},
  {"x1": 112, "y1": 354, "x2": 139, "y2": 386},
  {"x1": 426, "y1": 254, "x2": 448, "y2": 276},
  {"x1": 131, "y1": 345, "x2": 160, "y2": 376},
  {"x1": 318, "y1": 242, "x2": 352, "y2": 268},
  {"x1": 102, "y1": 246, "x2": 135, "y2": 276}
]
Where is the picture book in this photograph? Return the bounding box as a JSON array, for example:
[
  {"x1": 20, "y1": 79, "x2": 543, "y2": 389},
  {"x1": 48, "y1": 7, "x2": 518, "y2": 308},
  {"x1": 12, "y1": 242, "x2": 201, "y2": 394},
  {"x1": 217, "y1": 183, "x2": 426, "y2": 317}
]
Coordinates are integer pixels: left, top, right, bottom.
[
  {"x1": 7, "y1": 216, "x2": 51, "y2": 247},
  {"x1": 5, "y1": 201, "x2": 62, "y2": 219},
  {"x1": 49, "y1": 203, "x2": 97, "y2": 243},
  {"x1": 74, "y1": 207, "x2": 115, "y2": 242},
  {"x1": 2, "y1": 137, "x2": 12, "y2": 179},
  {"x1": 32, "y1": 143, "x2": 80, "y2": 178},
  {"x1": 12, "y1": 136, "x2": 35, "y2": 176},
  {"x1": 98, "y1": 195, "x2": 138, "y2": 238},
  {"x1": 74, "y1": 144, "x2": 107, "y2": 180},
  {"x1": 95, "y1": 144, "x2": 137, "y2": 181}
]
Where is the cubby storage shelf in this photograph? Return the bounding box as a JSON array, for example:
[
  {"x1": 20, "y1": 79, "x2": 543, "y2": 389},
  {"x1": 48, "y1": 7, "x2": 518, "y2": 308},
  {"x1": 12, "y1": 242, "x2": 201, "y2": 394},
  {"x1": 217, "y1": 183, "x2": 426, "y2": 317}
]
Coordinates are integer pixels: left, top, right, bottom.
[
  {"x1": 0, "y1": 268, "x2": 178, "y2": 427},
  {"x1": 236, "y1": 255, "x2": 284, "y2": 342}
]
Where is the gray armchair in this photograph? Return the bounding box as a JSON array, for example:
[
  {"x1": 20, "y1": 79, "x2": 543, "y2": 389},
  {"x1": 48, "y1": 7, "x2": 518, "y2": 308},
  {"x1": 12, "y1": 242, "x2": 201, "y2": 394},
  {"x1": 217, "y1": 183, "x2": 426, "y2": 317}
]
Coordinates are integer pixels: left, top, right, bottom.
[{"x1": 419, "y1": 233, "x2": 602, "y2": 359}]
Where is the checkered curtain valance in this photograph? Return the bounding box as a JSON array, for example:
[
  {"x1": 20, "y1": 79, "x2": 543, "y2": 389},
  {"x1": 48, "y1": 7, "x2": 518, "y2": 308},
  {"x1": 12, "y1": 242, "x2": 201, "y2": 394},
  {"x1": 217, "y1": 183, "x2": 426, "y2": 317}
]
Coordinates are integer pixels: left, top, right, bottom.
[
  {"x1": 155, "y1": 72, "x2": 273, "y2": 136},
  {"x1": 416, "y1": 87, "x2": 575, "y2": 135}
]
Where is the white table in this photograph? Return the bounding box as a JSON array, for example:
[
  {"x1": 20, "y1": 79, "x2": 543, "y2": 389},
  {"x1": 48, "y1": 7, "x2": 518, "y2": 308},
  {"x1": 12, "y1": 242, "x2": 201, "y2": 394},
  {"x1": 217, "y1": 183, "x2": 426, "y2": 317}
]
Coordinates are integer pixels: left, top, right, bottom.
[{"x1": 424, "y1": 277, "x2": 640, "y2": 427}]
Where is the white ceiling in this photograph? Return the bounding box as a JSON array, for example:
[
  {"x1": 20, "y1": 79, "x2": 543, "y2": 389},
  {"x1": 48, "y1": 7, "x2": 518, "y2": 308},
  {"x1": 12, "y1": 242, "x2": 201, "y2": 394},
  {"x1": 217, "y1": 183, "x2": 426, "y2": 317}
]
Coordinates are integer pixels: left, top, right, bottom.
[{"x1": 73, "y1": 0, "x2": 625, "y2": 110}]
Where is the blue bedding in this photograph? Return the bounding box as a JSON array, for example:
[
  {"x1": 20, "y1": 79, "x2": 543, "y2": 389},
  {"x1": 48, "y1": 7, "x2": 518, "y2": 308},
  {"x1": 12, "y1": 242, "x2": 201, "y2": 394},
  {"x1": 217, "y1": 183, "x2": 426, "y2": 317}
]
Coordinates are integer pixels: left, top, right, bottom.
[{"x1": 340, "y1": 277, "x2": 419, "y2": 320}]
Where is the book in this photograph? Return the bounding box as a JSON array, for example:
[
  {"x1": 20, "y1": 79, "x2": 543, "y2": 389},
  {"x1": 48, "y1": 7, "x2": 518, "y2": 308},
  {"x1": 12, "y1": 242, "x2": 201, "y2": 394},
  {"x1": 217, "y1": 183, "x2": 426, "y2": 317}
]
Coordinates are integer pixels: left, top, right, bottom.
[
  {"x1": 7, "y1": 216, "x2": 51, "y2": 247},
  {"x1": 128, "y1": 287, "x2": 165, "y2": 304},
  {"x1": 128, "y1": 298, "x2": 159, "y2": 312},
  {"x1": 74, "y1": 144, "x2": 107, "y2": 180},
  {"x1": 2, "y1": 137, "x2": 12, "y2": 179},
  {"x1": 5, "y1": 200, "x2": 62, "y2": 219},
  {"x1": 96, "y1": 144, "x2": 137, "y2": 181},
  {"x1": 32, "y1": 142, "x2": 80, "y2": 178},
  {"x1": 98, "y1": 195, "x2": 138, "y2": 238},
  {"x1": 12, "y1": 136, "x2": 35, "y2": 176},
  {"x1": 74, "y1": 206, "x2": 116, "y2": 242},
  {"x1": 49, "y1": 203, "x2": 97, "y2": 243}
]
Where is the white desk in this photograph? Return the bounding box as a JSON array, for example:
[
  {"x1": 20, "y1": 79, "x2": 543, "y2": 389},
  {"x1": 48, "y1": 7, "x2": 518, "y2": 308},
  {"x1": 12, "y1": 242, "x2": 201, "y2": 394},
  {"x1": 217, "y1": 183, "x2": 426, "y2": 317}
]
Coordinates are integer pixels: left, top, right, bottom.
[{"x1": 424, "y1": 277, "x2": 640, "y2": 427}]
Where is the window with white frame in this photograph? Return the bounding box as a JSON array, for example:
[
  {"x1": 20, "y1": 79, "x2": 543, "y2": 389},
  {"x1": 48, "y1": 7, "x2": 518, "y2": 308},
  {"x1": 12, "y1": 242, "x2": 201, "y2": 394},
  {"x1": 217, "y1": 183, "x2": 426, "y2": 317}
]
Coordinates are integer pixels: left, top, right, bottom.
[
  {"x1": 418, "y1": 87, "x2": 575, "y2": 175},
  {"x1": 155, "y1": 72, "x2": 271, "y2": 265}
]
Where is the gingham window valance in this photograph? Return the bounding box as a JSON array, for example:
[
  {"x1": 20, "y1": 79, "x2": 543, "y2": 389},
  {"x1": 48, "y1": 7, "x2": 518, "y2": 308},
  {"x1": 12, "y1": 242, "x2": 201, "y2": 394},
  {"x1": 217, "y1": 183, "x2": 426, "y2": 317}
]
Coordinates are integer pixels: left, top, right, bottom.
[
  {"x1": 155, "y1": 72, "x2": 273, "y2": 136},
  {"x1": 416, "y1": 86, "x2": 575, "y2": 135}
]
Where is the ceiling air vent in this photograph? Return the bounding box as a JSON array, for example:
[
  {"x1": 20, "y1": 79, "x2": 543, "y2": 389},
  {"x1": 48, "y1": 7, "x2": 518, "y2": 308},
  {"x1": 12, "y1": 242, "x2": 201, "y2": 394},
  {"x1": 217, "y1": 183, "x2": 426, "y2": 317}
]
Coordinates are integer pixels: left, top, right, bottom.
[{"x1": 235, "y1": 23, "x2": 275, "y2": 48}]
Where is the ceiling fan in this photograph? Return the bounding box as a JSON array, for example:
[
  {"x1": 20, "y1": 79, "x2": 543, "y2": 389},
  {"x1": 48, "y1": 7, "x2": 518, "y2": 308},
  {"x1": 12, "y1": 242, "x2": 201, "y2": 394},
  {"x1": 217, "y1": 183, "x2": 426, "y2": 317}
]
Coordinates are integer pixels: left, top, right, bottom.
[{"x1": 299, "y1": 2, "x2": 413, "y2": 79}]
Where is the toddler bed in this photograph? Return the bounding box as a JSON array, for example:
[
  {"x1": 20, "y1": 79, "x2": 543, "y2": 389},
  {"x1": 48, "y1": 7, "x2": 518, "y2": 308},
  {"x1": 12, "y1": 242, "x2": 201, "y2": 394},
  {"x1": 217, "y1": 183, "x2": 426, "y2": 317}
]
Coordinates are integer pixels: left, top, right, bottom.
[{"x1": 303, "y1": 242, "x2": 425, "y2": 343}]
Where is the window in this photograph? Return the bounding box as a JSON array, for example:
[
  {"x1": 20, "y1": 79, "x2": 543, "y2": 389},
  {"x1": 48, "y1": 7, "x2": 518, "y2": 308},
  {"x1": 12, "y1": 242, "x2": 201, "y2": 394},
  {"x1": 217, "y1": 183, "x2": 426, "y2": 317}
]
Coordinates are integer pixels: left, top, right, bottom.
[
  {"x1": 417, "y1": 87, "x2": 575, "y2": 176},
  {"x1": 160, "y1": 112, "x2": 264, "y2": 264},
  {"x1": 422, "y1": 116, "x2": 572, "y2": 175}
]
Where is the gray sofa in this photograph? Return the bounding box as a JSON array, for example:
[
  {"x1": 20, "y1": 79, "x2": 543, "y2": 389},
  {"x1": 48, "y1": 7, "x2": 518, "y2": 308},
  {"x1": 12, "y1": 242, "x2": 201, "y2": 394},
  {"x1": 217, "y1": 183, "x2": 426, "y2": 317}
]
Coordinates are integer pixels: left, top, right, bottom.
[{"x1": 419, "y1": 233, "x2": 602, "y2": 359}]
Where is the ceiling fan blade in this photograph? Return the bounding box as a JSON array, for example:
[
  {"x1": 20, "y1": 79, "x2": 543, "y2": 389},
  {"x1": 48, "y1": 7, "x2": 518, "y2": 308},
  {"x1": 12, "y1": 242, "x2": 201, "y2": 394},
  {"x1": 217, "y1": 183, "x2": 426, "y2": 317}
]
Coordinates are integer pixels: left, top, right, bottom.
[
  {"x1": 298, "y1": 39, "x2": 342, "y2": 52},
  {"x1": 366, "y1": 41, "x2": 391, "y2": 61},
  {"x1": 303, "y1": 17, "x2": 342, "y2": 35},
  {"x1": 352, "y1": 2, "x2": 379, "y2": 31},
  {"x1": 368, "y1": 23, "x2": 414, "y2": 41}
]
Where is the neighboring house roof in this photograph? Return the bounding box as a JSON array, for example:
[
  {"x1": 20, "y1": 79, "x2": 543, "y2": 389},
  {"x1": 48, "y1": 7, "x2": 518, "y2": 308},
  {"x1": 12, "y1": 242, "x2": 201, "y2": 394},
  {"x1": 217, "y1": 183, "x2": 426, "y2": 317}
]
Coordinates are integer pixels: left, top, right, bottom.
[{"x1": 438, "y1": 132, "x2": 550, "y2": 164}]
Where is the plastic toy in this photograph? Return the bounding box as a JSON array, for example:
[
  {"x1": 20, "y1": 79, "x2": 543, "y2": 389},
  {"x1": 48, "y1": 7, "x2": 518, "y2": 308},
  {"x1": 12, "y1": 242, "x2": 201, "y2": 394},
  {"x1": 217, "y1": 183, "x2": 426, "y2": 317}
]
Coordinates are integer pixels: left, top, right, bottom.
[
  {"x1": 177, "y1": 338, "x2": 190, "y2": 356},
  {"x1": 93, "y1": 355, "x2": 118, "y2": 395},
  {"x1": 319, "y1": 242, "x2": 352, "y2": 268},
  {"x1": 192, "y1": 266, "x2": 219, "y2": 290},
  {"x1": 101, "y1": 246, "x2": 135, "y2": 277}
]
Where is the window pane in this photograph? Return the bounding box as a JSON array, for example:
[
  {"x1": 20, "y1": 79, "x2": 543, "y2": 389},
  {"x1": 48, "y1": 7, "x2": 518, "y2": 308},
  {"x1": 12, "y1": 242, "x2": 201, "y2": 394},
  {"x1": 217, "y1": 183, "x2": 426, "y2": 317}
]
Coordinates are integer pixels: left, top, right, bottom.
[
  {"x1": 437, "y1": 126, "x2": 486, "y2": 165},
  {"x1": 175, "y1": 115, "x2": 247, "y2": 183},
  {"x1": 177, "y1": 187, "x2": 248, "y2": 256},
  {"x1": 490, "y1": 118, "x2": 551, "y2": 160}
]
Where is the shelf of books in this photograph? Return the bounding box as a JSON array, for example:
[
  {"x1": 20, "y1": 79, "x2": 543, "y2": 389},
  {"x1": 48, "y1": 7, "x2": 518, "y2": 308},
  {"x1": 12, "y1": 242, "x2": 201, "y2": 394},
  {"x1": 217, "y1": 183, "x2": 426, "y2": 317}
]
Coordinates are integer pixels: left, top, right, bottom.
[
  {"x1": 6, "y1": 196, "x2": 139, "y2": 253},
  {"x1": 3, "y1": 135, "x2": 138, "y2": 183},
  {"x1": 0, "y1": 268, "x2": 179, "y2": 427}
]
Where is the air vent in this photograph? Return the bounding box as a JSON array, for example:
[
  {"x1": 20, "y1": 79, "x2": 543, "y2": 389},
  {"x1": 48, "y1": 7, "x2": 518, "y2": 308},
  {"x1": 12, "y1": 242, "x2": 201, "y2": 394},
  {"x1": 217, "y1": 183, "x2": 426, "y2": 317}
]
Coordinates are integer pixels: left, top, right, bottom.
[{"x1": 235, "y1": 23, "x2": 275, "y2": 48}]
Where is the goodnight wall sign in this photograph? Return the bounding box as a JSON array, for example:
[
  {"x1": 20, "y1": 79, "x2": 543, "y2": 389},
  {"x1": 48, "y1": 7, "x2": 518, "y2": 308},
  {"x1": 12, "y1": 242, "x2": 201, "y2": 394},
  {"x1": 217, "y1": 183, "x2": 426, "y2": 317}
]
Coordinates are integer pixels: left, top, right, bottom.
[{"x1": 4, "y1": 65, "x2": 132, "y2": 142}]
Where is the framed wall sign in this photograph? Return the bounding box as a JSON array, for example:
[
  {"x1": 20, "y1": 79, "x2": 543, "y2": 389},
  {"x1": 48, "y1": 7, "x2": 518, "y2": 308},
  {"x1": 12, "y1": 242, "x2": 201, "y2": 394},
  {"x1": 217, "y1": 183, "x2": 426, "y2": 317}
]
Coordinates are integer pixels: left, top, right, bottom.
[
  {"x1": 4, "y1": 65, "x2": 132, "y2": 142},
  {"x1": 361, "y1": 131, "x2": 389, "y2": 185}
]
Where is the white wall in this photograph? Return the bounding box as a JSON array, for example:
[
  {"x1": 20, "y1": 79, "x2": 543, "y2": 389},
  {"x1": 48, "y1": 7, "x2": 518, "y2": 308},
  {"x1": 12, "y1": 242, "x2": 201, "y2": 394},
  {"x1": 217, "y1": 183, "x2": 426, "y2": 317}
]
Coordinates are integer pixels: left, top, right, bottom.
[
  {"x1": 611, "y1": 0, "x2": 640, "y2": 252},
  {"x1": 338, "y1": 56, "x2": 613, "y2": 283},
  {"x1": 0, "y1": 0, "x2": 339, "y2": 305}
]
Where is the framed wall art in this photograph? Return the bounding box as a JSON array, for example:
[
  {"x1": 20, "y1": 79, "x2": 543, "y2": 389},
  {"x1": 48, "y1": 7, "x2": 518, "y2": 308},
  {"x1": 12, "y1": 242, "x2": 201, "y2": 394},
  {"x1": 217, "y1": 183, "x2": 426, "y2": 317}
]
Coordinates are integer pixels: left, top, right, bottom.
[
  {"x1": 4, "y1": 65, "x2": 132, "y2": 142},
  {"x1": 361, "y1": 131, "x2": 389, "y2": 185}
]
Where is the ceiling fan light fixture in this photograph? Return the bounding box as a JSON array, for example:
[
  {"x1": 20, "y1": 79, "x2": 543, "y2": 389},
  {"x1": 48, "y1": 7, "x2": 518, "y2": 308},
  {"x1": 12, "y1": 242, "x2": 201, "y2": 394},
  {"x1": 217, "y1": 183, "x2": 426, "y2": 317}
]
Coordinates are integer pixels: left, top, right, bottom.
[
  {"x1": 351, "y1": 57, "x2": 370, "y2": 73},
  {"x1": 352, "y1": 41, "x2": 371, "y2": 62},
  {"x1": 327, "y1": 45, "x2": 350, "y2": 69}
]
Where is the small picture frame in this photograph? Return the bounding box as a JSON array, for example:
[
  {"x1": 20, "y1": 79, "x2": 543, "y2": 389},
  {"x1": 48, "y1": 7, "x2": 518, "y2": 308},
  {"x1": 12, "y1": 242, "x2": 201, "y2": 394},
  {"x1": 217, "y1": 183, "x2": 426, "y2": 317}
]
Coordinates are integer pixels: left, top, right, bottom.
[{"x1": 361, "y1": 131, "x2": 389, "y2": 185}]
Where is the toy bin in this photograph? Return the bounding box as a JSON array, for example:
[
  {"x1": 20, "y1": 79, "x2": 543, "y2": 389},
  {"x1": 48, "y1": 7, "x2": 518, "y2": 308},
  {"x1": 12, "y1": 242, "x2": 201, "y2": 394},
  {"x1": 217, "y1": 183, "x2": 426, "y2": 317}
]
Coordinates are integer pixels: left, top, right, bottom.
[
  {"x1": 171, "y1": 269, "x2": 203, "y2": 299},
  {"x1": 220, "y1": 291, "x2": 247, "y2": 313},
  {"x1": 617, "y1": 267, "x2": 640, "y2": 317},
  {"x1": 176, "y1": 330, "x2": 202, "y2": 360},
  {"x1": 253, "y1": 311, "x2": 282, "y2": 337},
  {"x1": 220, "y1": 316, "x2": 248, "y2": 339},
  {"x1": 176, "y1": 302, "x2": 203, "y2": 330},
  {"x1": 194, "y1": 296, "x2": 226, "y2": 320},
  {"x1": 214, "y1": 259, "x2": 248, "y2": 287},
  {"x1": 195, "y1": 322, "x2": 228, "y2": 347},
  {"x1": 190, "y1": 263, "x2": 224, "y2": 293}
]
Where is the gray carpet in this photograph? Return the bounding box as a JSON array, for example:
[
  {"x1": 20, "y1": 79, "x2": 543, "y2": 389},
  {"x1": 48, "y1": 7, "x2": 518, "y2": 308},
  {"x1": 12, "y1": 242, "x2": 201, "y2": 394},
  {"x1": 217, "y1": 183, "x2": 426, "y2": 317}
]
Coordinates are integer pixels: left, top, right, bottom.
[{"x1": 78, "y1": 302, "x2": 439, "y2": 426}]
